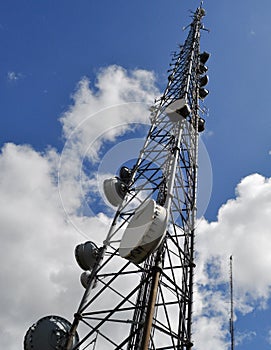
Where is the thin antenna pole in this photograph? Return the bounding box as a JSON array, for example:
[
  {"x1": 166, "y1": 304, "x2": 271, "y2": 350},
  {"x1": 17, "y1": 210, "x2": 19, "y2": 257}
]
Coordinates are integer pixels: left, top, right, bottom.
[{"x1": 229, "y1": 256, "x2": 235, "y2": 350}]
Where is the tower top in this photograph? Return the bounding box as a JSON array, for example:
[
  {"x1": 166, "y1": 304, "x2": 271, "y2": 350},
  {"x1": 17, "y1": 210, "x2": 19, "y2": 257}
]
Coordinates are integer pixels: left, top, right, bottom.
[{"x1": 196, "y1": 5, "x2": 206, "y2": 19}]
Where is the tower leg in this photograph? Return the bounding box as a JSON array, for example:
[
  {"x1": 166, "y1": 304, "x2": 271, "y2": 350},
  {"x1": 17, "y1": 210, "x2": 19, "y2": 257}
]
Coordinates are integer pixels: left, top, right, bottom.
[{"x1": 140, "y1": 250, "x2": 163, "y2": 350}]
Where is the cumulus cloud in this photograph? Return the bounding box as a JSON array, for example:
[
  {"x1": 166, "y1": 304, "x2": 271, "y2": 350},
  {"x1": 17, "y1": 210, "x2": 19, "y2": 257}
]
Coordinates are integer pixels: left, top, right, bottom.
[
  {"x1": 0, "y1": 143, "x2": 80, "y2": 348},
  {"x1": 58, "y1": 66, "x2": 159, "y2": 224},
  {"x1": 194, "y1": 173, "x2": 271, "y2": 348},
  {"x1": 60, "y1": 65, "x2": 158, "y2": 143},
  {"x1": 0, "y1": 65, "x2": 158, "y2": 350},
  {"x1": 2, "y1": 64, "x2": 271, "y2": 350}
]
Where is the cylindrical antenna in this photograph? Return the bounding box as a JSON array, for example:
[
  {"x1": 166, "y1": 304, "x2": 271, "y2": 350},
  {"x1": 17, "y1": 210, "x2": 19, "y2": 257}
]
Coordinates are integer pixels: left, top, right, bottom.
[{"x1": 229, "y1": 255, "x2": 235, "y2": 350}]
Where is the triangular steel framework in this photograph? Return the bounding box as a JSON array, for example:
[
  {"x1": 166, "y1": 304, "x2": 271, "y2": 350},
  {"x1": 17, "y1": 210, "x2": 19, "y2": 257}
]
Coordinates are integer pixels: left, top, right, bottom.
[
  {"x1": 64, "y1": 5, "x2": 209, "y2": 350},
  {"x1": 25, "y1": 5, "x2": 210, "y2": 350}
]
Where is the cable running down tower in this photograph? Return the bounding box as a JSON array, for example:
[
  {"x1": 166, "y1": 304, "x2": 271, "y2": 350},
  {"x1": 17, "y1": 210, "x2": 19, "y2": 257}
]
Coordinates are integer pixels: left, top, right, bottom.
[{"x1": 24, "y1": 4, "x2": 210, "y2": 350}]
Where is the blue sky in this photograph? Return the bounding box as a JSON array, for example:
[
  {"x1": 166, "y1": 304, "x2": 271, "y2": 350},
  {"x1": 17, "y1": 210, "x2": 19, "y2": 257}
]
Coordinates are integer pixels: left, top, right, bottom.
[
  {"x1": 1, "y1": 0, "x2": 271, "y2": 217},
  {"x1": 1, "y1": 1, "x2": 271, "y2": 349}
]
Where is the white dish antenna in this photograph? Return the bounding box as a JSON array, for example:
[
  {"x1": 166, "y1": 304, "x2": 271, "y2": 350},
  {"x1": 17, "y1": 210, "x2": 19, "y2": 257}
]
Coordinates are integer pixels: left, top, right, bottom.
[
  {"x1": 103, "y1": 177, "x2": 126, "y2": 206},
  {"x1": 119, "y1": 199, "x2": 168, "y2": 264},
  {"x1": 165, "y1": 98, "x2": 191, "y2": 121}
]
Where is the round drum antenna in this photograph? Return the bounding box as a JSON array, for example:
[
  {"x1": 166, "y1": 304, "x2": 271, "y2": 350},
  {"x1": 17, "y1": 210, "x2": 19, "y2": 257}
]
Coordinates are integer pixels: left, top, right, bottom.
[{"x1": 24, "y1": 315, "x2": 79, "y2": 350}]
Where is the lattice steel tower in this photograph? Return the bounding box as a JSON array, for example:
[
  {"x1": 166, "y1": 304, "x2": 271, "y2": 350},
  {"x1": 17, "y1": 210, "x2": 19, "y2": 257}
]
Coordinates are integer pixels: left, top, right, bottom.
[{"x1": 24, "y1": 4, "x2": 210, "y2": 350}]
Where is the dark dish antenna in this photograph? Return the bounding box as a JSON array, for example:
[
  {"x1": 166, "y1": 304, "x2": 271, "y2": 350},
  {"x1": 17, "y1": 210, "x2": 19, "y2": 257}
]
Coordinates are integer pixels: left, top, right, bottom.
[{"x1": 229, "y1": 255, "x2": 235, "y2": 350}]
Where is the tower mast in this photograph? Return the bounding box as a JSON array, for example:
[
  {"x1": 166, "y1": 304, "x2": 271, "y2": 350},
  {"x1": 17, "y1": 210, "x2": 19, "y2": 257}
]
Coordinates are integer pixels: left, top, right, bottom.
[
  {"x1": 24, "y1": 4, "x2": 210, "y2": 350},
  {"x1": 230, "y1": 256, "x2": 235, "y2": 350}
]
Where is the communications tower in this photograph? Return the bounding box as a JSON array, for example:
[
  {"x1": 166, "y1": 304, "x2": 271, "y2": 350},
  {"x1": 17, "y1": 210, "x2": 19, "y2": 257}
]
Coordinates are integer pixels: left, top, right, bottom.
[{"x1": 24, "y1": 4, "x2": 210, "y2": 350}]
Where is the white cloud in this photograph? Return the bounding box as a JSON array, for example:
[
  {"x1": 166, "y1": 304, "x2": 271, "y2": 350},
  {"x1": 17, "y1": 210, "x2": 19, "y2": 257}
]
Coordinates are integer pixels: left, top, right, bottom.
[
  {"x1": 2, "y1": 64, "x2": 271, "y2": 349},
  {"x1": 60, "y1": 65, "x2": 158, "y2": 142},
  {"x1": 0, "y1": 65, "x2": 159, "y2": 350},
  {"x1": 58, "y1": 65, "x2": 159, "y2": 229},
  {"x1": 0, "y1": 143, "x2": 80, "y2": 349},
  {"x1": 236, "y1": 330, "x2": 256, "y2": 347},
  {"x1": 194, "y1": 173, "x2": 271, "y2": 347},
  {"x1": 193, "y1": 316, "x2": 228, "y2": 350},
  {"x1": 197, "y1": 174, "x2": 271, "y2": 300},
  {"x1": 7, "y1": 71, "x2": 23, "y2": 82}
]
